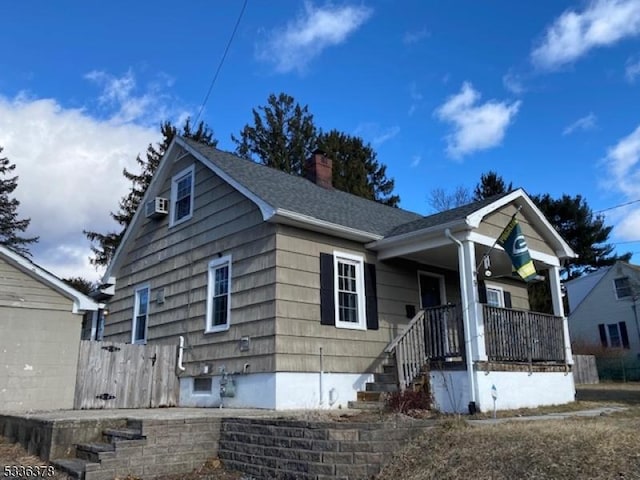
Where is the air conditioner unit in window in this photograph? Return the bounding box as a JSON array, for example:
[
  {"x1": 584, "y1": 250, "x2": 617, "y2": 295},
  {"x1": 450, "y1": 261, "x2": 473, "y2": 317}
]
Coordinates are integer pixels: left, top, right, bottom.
[{"x1": 145, "y1": 197, "x2": 169, "y2": 219}]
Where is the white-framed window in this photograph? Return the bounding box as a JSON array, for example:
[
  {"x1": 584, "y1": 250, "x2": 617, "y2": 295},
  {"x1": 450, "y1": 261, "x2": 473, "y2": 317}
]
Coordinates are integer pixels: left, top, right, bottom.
[
  {"x1": 614, "y1": 277, "x2": 632, "y2": 299},
  {"x1": 132, "y1": 285, "x2": 150, "y2": 344},
  {"x1": 333, "y1": 251, "x2": 366, "y2": 330},
  {"x1": 206, "y1": 255, "x2": 232, "y2": 333},
  {"x1": 607, "y1": 324, "x2": 622, "y2": 348},
  {"x1": 485, "y1": 284, "x2": 504, "y2": 308},
  {"x1": 170, "y1": 165, "x2": 195, "y2": 227}
]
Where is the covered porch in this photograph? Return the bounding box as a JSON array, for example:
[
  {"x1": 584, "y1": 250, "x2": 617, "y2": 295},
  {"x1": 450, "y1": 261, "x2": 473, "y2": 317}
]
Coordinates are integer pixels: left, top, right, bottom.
[{"x1": 368, "y1": 190, "x2": 576, "y2": 412}]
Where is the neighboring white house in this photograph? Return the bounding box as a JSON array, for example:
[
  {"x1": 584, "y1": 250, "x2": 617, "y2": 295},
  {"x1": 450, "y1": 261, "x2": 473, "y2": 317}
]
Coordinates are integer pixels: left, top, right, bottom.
[{"x1": 566, "y1": 262, "x2": 640, "y2": 381}]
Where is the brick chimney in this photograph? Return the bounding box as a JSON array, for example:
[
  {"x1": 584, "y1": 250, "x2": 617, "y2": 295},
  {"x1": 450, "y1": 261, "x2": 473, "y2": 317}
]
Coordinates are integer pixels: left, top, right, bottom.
[{"x1": 305, "y1": 149, "x2": 333, "y2": 189}]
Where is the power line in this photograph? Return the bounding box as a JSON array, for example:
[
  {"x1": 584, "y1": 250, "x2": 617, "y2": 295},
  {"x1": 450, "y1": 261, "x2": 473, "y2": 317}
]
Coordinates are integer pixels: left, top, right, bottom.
[
  {"x1": 595, "y1": 198, "x2": 640, "y2": 213},
  {"x1": 193, "y1": 0, "x2": 248, "y2": 126}
]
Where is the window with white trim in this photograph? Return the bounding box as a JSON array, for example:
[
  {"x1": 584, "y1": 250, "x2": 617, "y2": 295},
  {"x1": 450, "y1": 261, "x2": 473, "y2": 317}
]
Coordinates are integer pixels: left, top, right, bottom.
[
  {"x1": 333, "y1": 252, "x2": 366, "y2": 330},
  {"x1": 614, "y1": 277, "x2": 632, "y2": 299},
  {"x1": 132, "y1": 285, "x2": 150, "y2": 344},
  {"x1": 170, "y1": 165, "x2": 194, "y2": 226},
  {"x1": 206, "y1": 255, "x2": 231, "y2": 333},
  {"x1": 485, "y1": 285, "x2": 504, "y2": 308}
]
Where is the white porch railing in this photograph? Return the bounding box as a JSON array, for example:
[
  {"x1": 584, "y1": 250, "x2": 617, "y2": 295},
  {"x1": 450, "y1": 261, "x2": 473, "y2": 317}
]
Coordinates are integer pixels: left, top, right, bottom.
[{"x1": 385, "y1": 304, "x2": 464, "y2": 391}]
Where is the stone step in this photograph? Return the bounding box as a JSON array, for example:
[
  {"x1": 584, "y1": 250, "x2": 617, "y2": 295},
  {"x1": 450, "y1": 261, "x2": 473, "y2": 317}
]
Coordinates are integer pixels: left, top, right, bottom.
[
  {"x1": 374, "y1": 372, "x2": 397, "y2": 383},
  {"x1": 76, "y1": 442, "x2": 115, "y2": 463},
  {"x1": 365, "y1": 382, "x2": 398, "y2": 392},
  {"x1": 52, "y1": 458, "x2": 99, "y2": 480},
  {"x1": 103, "y1": 428, "x2": 144, "y2": 442},
  {"x1": 347, "y1": 400, "x2": 386, "y2": 411}
]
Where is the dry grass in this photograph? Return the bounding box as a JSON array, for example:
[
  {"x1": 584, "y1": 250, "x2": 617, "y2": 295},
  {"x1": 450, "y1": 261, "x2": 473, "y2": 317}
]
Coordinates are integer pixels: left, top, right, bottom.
[
  {"x1": 378, "y1": 413, "x2": 640, "y2": 480},
  {"x1": 378, "y1": 383, "x2": 640, "y2": 480},
  {"x1": 0, "y1": 436, "x2": 70, "y2": 480}
]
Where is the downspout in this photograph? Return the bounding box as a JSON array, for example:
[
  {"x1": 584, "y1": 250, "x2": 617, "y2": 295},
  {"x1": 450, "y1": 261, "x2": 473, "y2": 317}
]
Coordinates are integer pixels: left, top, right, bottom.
[
  {"x1": 178, "y1": 336, "x2": 186, "y2": 371},
  {"x1": 445, "y1": 229, "x2": 477, "y2": 412},
  {"x1": 319, "y1": 347, "x2": 324, "y2": 407}
]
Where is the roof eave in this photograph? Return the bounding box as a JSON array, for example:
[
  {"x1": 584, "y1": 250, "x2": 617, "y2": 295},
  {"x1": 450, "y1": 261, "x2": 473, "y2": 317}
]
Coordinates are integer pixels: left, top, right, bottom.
[
  {"x1": 366, "y1": 219, "x2": 469, "y2": 251},
  {"x1": 466, "y1": 188, "x2": 577, "y2": 260},
  {"x1": 272, "y1": 209, "x2": 382, "y2": 242}
]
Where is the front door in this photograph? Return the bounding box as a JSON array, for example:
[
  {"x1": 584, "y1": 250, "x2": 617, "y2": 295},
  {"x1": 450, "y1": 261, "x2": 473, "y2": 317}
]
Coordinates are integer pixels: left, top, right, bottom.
[{"x1": 419, "y1": 272, "x2": 444, "y2": 308}]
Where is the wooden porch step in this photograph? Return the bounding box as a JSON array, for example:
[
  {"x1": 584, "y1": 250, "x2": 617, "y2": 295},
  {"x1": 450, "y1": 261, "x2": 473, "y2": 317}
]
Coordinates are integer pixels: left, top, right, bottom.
[
  {"x1": 382, "y1": 363, "x2": 397, "y2": 374},
  {"x1": 365, "y1": 382, "x2": 398, "y2": 392},
  {"x1": 374, "y1": 372, "x2": 397, "y2": 383},
  {"x1": 357, "y1": 391, "x2": 383, "y2": 402}
]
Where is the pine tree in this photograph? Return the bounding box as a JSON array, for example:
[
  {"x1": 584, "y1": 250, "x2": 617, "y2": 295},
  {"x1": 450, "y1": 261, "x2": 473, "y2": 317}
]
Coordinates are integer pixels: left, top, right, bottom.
[
  {"x1": 85, "y1": 119, "x2": 217, "y2": 267},
  {"x1": 0, "y1": 147, "x2": 38, "y2": 255},
  {"x1": 232, "y1": 93, "x2": 317, "y2": 175},
  {"x1": 316, "y1": 130, "x2": 399, "y2": 207},
  {"x1": 233, "y1": 93, "x2": 400, "y2": 206},
  {"x1": 473, "y1": 171, "x2": 513, "y2": 200}
]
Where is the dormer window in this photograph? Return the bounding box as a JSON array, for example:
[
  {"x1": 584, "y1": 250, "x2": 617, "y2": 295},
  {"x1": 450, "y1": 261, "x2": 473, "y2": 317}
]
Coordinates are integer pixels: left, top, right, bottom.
[{"x1": 170, "y1": 165, "x2": 194, "y2": 226}]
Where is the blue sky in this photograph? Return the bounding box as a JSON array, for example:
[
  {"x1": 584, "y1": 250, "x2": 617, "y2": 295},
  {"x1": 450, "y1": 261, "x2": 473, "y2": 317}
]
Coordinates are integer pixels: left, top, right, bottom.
[{"x1": 2, "y1": 0, "x2": 640, "y2": 281}]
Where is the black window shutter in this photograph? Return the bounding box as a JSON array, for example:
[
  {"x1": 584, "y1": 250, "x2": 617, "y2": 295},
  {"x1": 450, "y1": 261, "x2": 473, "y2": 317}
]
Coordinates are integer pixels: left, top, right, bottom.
[
  {"x1": 364, "y1": 262, "x2": 379, "y2": 330},
  {"x1": 319, "y1": 253, "x2": 335, "y2": 325},
  {"x1": 619, "y1": 321, "x2": 630, "y2": 349},
  {"x1": 503, "y1": 291, "x2": 512, "y2": 309},
  {"x1": 598, "y1": 324, "x2": 608, "y2": 347},
  {"x1": 478, "y1": 279, "x2": 487, "y2": 304}
]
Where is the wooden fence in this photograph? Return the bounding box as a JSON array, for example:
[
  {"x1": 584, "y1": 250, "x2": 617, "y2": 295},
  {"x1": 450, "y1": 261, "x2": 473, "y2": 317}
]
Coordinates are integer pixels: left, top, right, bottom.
[
  {"x1": 74, "y1": 340, "x2": 179, "y2": 409},
  {"x1": 572, "y1": 354, "x2": 599, "y2": 384}
]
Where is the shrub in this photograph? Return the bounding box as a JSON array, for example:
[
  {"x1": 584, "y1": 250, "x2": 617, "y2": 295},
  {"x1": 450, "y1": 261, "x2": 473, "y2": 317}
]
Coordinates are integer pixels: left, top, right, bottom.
[{"x1": 386, "y1": 389, "x2": 432, "y2": 413}]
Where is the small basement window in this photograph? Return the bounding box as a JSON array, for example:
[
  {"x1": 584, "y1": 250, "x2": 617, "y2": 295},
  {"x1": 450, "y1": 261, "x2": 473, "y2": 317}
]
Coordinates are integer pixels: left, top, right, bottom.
[{"x1": 193, "y1": 377, "x2": 212, "y2": 394}]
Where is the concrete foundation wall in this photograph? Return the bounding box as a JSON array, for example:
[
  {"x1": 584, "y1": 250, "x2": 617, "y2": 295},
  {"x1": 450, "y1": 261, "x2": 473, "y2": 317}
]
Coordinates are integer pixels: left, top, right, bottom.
[
  {"x1": 179, "y1": 371, "x2": 374, "y2": 410},
  {"x1": 430, "y1": 368, "x2": 576, "y2": 413},
  {"x1": 0, "y1": 308, "x2": 82, "y2": 412}
]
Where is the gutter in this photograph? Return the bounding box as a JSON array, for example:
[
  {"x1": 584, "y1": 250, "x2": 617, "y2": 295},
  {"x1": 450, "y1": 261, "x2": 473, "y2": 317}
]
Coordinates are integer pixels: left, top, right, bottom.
[{"x1": 444, "y1": 228, "x2": 477, "y2": 413}]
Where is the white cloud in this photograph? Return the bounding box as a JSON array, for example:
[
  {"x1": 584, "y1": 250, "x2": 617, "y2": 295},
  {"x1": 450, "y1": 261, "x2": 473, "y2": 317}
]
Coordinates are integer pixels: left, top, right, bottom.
[
  {"x1": 0, "y1": 69, "x2": 188, "y2": 282},
  {"x1": 403, "y1": 28, "x2": 429, "y2": 45},
  {"x1": 256, "y1": 2, "x2": 372, "y2": 74},
  {"x1": 602, "y1": 125, "x2": 640, "y2": 240},
  {"x1": 354, "y1": 123, "x2": 400, "y2": 146},
  {"x1": 502, "y1": 71, "x2": 525, "y2": 95},
  {"x1": 563, "y1": 112, "x2": 598, "y2": 135},
  {"x1": 625, "y1": 55, "x2": 640, "y2": 82},
  {"x1": 85, "y1": 69, "x2": 183, "y2": 125},
  {"x1": 434, "y1": 82, "x2": 521, "y2": 159},
  {"x1": 408, "y1": 82, "x2": 423, "y2": 116},
  {"x1": 410, "y1": 155, "x2": 421, "y2": 168},
  {"x1": 531, "y1": 0, "x2": 640, "y2": 70}
]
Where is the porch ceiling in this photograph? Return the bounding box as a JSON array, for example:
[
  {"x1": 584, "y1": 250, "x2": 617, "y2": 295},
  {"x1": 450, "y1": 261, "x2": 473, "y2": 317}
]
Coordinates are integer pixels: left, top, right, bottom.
[{"x1": 393, "y1": 242, "x2": 549, "y2": 280}]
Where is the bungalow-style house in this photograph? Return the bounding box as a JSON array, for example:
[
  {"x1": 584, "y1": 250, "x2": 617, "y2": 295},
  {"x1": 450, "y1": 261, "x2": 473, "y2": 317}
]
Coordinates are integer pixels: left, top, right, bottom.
[
  {"x1": 101, "y1": 137, "x2": 576, "y2": 412},
  {"x1": 566, "y1": 262, "x2": 640, "y2": 381},
  {"x1": 0, "y1": 245, "x2": 99, "y2": 411}
]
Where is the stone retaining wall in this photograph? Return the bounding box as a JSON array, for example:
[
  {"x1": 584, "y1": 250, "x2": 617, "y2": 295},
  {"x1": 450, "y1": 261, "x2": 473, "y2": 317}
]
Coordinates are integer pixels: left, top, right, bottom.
[{"x1": 218, "y1": 417, "x2": 435, "y2": 480}]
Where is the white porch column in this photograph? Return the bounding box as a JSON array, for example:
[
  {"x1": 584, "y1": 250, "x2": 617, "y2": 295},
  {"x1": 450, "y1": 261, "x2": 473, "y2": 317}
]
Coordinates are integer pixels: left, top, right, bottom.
[
  {"x1": 549, "y1": 265, "x2": 573, "y2": 365},
  {"x1": 461, "y1": 240, "x2": 487, "y2": 361}
]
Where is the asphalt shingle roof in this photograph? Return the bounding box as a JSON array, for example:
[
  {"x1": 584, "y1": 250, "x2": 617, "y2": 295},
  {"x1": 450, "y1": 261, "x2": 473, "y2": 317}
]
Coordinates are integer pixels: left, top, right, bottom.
[
  {"x1": 385, "y1": 191, "x2": 514, "y2": 237},
  {"x1": 183, "y1": 138, "x2": 513, "y2": 239},
  {"x1": 183, "y1": 138, "x2": 423, "y2": 237}
]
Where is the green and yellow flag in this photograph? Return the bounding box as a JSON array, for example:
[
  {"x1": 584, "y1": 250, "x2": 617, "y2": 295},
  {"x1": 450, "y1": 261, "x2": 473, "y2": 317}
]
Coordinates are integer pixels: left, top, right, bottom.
[{"x1": 497, "y1": 216, "x2": 536, "y2": 282}]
